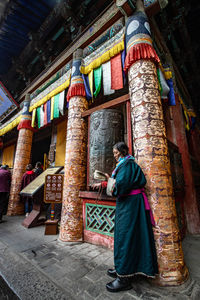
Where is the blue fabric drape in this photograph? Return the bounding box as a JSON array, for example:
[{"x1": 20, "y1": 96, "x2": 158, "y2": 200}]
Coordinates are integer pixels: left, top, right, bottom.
[{"x1": 82, "y1": 74, "x2": 92, "y2": 101}]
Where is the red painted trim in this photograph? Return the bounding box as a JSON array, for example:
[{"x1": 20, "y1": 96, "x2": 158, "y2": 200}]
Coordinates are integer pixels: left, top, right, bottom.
[
  {"x1": 87, "y1": 116, "x2": 90, "y2": 190},
  {"x1": 82, "y1": 94, "x2": 130, "y2": 117},
  {"x1": 126, "y1": 101, "x2": 133, "y2": 155},
  {"x1": 84, "y1": 230, "x2": 114, "y2": 250},
  {"x1": 82, "y1": 198, "x2": 116, "y2": 206},
  {"x1": 0, "y1": 81, "x2": 19, "y2": 107},
  {"x1": 82, "y1": 199, "x2": 115, "y2": 249},
  {"x1": 80, "y1": 191, "x2": 116, "y2": 202}
]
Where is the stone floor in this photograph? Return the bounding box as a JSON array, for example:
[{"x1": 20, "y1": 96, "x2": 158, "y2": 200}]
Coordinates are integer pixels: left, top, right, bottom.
[{"x1": 0, "y1": 215, "x2": 200, "y2": 299}]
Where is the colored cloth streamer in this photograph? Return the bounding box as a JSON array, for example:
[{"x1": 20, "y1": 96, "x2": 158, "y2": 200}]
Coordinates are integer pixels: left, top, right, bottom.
[
  {"x1": 158, "y1": 68, "x2": 170, "y2": 99},
  {"x1": 88, "y1": 70, "x2": 93, "y2": 101},
  {"x1": 53, "y1": 94, "x2": 59, "y2": 118},
  {"x1": 102, "y1": 61, "x2": 114, "y2": 95},
  {"x1": 40, "y1": 105, "x2": 44, "y2": 127},
  {"x1": 82, "y1": 74, "x2": 92, "y2": 101},
  {"x1": 111, "y1": 53, "x2": 123, "y2": 90},
  {"x1": 43, "y1": 102, "x2": 47, "y2": 126},
  {"x1": 58, "y1": 90, "x2": 65, "y2": 115},
  {"x1": 37, "y1": 107, "x2": 41, "y2": 129},
  {"x1": 121, "y1": 49, "x2": 126, "y2": 85},
  {"x1": 47, "y1": 100, "x2": 51, "y2": 124},
  {"x1": 51, "y1": 96, "x2": 55, "y2": 120},
  {"x1": 167, "y1": 78, "x2": 176, "y2": 106},
  {"x1": 94, "y1": 66, "x2": 102, "y2": 98},
  {"x1": 31, "y1": 108, "x2": 36, "y2": 128}
]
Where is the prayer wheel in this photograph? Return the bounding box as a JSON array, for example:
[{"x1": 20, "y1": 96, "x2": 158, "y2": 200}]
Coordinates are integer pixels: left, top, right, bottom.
[{"x1": 89, "y1": 109, "x2": 124, "y2": 186}]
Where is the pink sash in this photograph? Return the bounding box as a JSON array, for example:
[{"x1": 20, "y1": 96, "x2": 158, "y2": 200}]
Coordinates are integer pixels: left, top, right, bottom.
[{"x1": 124, "y1": 188, "x2": 155, "y2": 227}]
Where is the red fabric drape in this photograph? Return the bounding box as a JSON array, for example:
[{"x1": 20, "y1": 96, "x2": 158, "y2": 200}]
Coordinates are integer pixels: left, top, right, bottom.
[
  {"x1": 124, "y1": 43, "x2": 160, "y2": 73},
  {"x1": 111, "y1": 53, "x2": 123, "y2": 90}
]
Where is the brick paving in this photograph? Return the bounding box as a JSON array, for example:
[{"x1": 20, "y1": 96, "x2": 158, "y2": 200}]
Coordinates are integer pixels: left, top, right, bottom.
[{"x1": 0, "y1": 216, "x2": 200, "y2": 299}]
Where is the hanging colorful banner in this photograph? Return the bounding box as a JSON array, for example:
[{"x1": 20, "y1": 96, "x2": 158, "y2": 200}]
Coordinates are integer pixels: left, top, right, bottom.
[
  {"x1": 58, "y1": 90, "x2": 65, "y2": 115},
  {"x1": 102, "y1": 61, "x2": 114, "y2": 95},
  {"x1": 29, "y1": 72, "x2": 71, "y2": 112},
  {"x1": 111, "y1": 53, "x2": 123, "y2": 90},
  {"x1": 82, "y1": 74, "x2": 92, "y2": 101},
  {"x1": 53, "y1": 94, "x2": 60, "y2": 118},
  {"x1": 81, "y1": 29, "x2": 125, "y2": 75},
  {"x1": 94, "y1": 66, "x2": 102, "y2": 98}
]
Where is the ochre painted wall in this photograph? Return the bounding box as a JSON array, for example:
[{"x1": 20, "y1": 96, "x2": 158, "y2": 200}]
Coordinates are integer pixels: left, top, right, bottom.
[
  {"x1": 55, "y1": 120, "x2": 67, "y2": 167},
  {"x1": 2, "y1": 144, "x2": 15, "y2": 167}
]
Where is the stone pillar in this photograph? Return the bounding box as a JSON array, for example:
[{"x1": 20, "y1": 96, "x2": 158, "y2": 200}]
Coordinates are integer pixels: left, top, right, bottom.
[
  {"x1": 59, "y1": 49, "x2": 88, "y2": 242},
  {"x1": 7, "y1": 94, "x2": 34, "y2": 215},
  {"x1": 124, "y1": 2, "x2": 188, "y2": 285}
]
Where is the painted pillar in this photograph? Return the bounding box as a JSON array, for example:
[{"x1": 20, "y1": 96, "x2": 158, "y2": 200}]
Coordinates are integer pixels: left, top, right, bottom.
[
  {"x1": 173, "y1": 101, "x2": 200, "y2": 234},
  {"x1": 59, "y1": 49, "x2": 88, "y2": 242},
  {"x1": 7, "y1": 94, "x2": 34, "y2": 215},
  {"x1": 124, "y1": 4, "x2": 188, "y2": 285}
]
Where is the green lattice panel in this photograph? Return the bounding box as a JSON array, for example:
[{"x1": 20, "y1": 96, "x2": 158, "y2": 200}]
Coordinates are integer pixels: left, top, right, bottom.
[{"x1": 86, "y1": 203, "x2": 115, "y2": 237}]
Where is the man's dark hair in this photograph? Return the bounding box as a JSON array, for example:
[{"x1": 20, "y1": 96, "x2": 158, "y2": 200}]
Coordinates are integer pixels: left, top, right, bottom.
[
  {"x1": 1, "y1": 165, "x2": 8, "y2": 170},
  {"x1": 26, "y1": 164, "x2": 33, "y2": 171},
  {"x1": 113, "y1": 142, "x2": 129, "y2": 157},
  {"x1": 36, "y1": 162, "x2": 42, "y2": 168}
]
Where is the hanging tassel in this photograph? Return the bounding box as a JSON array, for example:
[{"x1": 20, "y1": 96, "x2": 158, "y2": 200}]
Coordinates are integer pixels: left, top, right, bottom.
[
  {"x1": 67, "y1": 83, "x2": 86, "y2": 102},
  {"x1": 17, "y1": 119, "x2": 33, "y2": 131},
  {"x1": 124, "y1": 43, "x2": 160, "y2": 73}
]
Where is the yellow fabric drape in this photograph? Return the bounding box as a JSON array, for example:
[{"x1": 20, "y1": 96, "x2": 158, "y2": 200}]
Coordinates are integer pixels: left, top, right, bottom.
[
  {"x1": 29, "y1": 77, "x2": 70, "y2": 112},
  {"x1": 80, "y1": 40, "x2": 124, "y2": 75},
  {"x1": 31, "y1": 108, "x2": 36, "y2": 127},
  {"x1": 50, "y1": 96, "x2": 55, "y2": 120},
  {"x1": 88, "y1": 70, "x2": 93, "y2": 101},
  {"x1": 0, "y1": 115, "x2": 21, "y2": 137},
  {"x1": 2, "y1": 144, "x2": 15, "y2": 167},
  {"x1": 55, "y1": 120, "x2": 67, "y2": 166}
]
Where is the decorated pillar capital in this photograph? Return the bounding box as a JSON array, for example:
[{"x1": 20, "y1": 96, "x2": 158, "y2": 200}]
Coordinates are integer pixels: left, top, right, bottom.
[
  {"x1": 115, "y1": 0, "x2": 168, "y2": 17},
  {"x1": 124, "y1": 8, "x2": 160, "y2": 73},
  {"x1": 67, "y1": 49, "x2": 86, "y2": 102},
  {"x1": 17, "y1": 93, "x2": 34, "y2": 131},
  {"x1": 115, "y1": 0, "x2": 136, "y2": 17}
]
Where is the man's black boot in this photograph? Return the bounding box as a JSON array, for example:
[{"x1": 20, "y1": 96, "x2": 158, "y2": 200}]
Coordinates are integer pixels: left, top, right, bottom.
[
  {"x1": 107, "y1": 269, "x2": 117, "y2": 278},
  {"x1": 106, "y1": 277, "x2": 132, "y2": 292}
]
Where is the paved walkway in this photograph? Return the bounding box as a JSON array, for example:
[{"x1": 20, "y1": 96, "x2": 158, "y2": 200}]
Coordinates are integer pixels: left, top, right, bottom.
[{"x1": 0, "y1": 216, "x2": 200, "y2": 299}]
